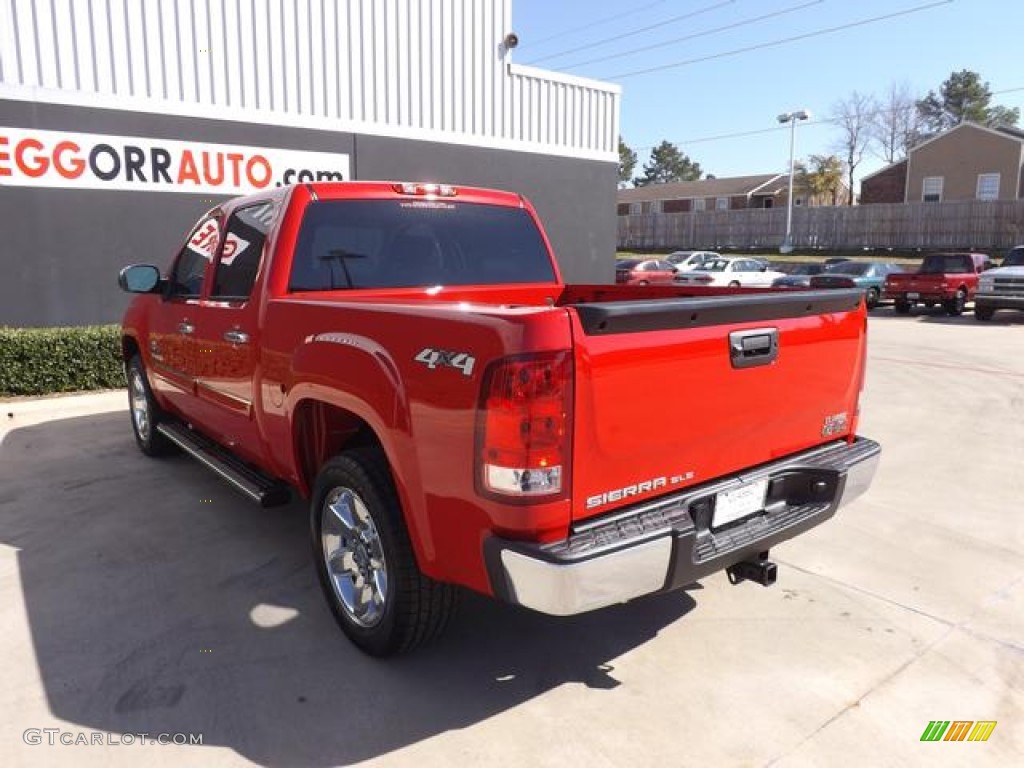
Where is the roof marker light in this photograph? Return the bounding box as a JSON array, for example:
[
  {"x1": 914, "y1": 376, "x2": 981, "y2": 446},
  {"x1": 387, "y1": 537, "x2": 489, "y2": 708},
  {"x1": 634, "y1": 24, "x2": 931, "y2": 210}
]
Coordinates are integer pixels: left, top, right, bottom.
[{"x1": 394, "y1": 182, "x2": 457, "y2": 197}]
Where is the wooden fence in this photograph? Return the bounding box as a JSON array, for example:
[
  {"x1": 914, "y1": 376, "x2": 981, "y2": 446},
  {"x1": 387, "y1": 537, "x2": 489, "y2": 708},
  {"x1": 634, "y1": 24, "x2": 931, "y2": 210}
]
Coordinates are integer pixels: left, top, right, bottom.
[{"x1": 618, "y1": 200, "x2": 1024, "y2": 252}]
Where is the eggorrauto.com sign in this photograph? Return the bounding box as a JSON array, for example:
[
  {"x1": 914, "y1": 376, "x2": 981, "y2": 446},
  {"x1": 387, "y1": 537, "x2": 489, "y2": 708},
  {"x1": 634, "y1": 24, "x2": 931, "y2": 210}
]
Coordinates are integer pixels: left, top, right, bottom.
[{"x1": 0, "y1": 127, "x2": 350, "y2": 194}]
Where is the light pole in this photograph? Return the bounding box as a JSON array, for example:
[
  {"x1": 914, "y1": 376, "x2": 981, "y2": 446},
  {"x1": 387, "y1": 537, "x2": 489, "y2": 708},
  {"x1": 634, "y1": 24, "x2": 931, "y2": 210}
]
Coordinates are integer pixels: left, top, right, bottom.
[{"x1": 777, "y1": 109, "x2": 810, "y2": 254}]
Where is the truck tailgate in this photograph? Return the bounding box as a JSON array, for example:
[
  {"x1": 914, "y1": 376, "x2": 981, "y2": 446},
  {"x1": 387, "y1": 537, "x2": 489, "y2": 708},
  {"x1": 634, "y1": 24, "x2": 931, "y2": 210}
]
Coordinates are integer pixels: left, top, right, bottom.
[
  {"x1": 886, "y1": 273, "x2": 945, "y2": 291},
  {"x1": 565, "y1": 289, "x2": 865, "y2": 523}
]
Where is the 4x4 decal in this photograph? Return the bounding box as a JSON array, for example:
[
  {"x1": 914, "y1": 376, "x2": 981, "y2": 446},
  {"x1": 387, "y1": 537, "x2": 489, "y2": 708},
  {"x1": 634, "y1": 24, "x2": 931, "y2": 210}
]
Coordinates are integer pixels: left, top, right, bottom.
[{"x1": 414, "y1": 348, "x2": 476, "y2": 377}]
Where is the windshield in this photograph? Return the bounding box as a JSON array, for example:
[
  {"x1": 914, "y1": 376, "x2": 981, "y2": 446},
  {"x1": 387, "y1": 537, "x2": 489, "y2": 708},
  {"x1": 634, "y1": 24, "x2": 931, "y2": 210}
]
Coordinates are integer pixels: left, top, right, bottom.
[
  {"x1": 701, "y1": 259, "x2": 731, "y2": 272},
  {"x1": 828, "y1": 263, "x2": 870, "y2": 276},
  {"x1": 289, "y1": 201, "x2": 557, "y2": 290},
  {"x1": 920, "y1": 254, "x2": 972, "y2": 274},
  {"x1": 667, "y1": 252, "x2": 694, "y2": 264},
  {"x1": 1003, "y1": 248, "x2": 1024, "y2": 267}
]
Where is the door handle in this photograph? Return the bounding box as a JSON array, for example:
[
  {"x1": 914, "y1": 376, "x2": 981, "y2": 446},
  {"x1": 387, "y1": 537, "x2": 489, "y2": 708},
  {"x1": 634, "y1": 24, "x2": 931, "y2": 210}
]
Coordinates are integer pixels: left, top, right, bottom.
[
  {"x1": 729, "y1": 328, "x2": 779, "y2": 369},
  {"x1": 223, "y1": 329, "x2": 250, "y2": 344},
  {"x1": 178, "y1": 322, "x2": 195, "y2": 335}
]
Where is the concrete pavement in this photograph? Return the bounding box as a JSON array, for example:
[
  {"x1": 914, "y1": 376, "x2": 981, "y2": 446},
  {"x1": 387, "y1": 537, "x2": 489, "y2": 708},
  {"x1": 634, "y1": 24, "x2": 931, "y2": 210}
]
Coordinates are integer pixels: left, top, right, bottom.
[{"x1": 1, "y1": 308, "x2": 1021, "y2": 767}]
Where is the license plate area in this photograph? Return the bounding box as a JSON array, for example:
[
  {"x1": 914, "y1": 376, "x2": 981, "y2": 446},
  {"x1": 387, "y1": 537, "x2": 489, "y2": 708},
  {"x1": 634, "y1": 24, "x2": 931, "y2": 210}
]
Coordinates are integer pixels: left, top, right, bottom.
[
  {"x1": 906, "y1": 292, "x2": 920, "y2": 299},
  {"x1": 713, "y1": 477, "x2": 769, "y2": 529}
]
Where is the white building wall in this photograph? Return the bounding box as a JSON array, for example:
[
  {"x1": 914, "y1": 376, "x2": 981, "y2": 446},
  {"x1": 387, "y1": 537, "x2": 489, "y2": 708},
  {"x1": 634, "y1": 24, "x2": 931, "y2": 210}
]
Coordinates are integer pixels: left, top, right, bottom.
[{"x1": 0, "y1": 0, "x2": 619, "y2": 161}]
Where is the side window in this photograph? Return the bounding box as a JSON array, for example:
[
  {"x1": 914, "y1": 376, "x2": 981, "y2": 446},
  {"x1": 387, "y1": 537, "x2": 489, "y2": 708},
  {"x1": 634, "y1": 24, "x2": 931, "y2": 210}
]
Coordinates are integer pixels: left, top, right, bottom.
[
  {"x1": 211, "y1": 202, "x2": 275, "y2": 300},
  {"x1": 169, "y1": 216, "x2": 220, "y2": 297}
]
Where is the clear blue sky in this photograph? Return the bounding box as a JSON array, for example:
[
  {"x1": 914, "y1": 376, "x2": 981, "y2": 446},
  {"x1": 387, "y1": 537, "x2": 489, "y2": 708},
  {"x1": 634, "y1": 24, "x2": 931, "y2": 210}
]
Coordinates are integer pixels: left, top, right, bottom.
[{"x1": 512, "y1": 0, "x2": 1024, "y2": 189}]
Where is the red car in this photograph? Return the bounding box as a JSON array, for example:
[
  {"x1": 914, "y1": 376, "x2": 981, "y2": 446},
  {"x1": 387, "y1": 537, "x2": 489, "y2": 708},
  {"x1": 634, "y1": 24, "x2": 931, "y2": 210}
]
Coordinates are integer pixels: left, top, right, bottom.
[
  {"x1": 615, "y1": 258, "x2": 678, "y2": 285},
  {"x1": 118, "y1": 181, "x2": 879, "y2": 656},
  {"x1": 884, "y1": 252, "x2": 993, "y2": 315}
]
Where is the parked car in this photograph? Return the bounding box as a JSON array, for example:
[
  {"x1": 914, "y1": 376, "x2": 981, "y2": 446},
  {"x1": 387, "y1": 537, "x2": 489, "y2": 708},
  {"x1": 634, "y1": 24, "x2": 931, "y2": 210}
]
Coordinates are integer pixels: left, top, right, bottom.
[
  {"x1": 666, "y1": 250, "x2": 720, "y2": 272},
  {"x1": 821, "y1": 261, "x2": 905, "y2": 310},
  {"x1": 615, "y1": 258, "x2": 678, "y2": 285},
  {"x1": 975, "y1": 245, "x2": 1024, "y2": 320},
  {"x1": 675, "y1": 256, "x2": 785, "y2": 287},
  {"x1": 771, "y1": 263, "x2": 827, "y2": 288},
  {"x1": 884, "y1": 252, "x2": 993, "y2": 316},
  {"x1": 808, "y1": 274, "x2": 857, "y2": 290},
  {"x1": 116, "y1": 180, "x2": 879, "y2": 656}
]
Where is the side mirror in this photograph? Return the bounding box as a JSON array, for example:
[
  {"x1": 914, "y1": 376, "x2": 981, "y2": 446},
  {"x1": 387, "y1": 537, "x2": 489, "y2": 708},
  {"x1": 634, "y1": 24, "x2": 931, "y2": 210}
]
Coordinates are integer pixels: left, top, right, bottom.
[{"x1": 118, "y1": 265, "x2": 163, "y2": 293}]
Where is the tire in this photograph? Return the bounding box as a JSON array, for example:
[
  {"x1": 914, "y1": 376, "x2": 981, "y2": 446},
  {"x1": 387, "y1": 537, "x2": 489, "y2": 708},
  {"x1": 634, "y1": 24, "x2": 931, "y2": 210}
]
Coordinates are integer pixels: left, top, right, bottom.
[
  {"x1": 944, "y1": 288, "x2": 967, "y2": 316},
  {"x1": 728, "y1": 281, "x2": 741, "y2": 288},
  {"x1": 126, "y1": 354, "x2": 175, "y2": 457},
  {"x1": 310, "y1": 447, "x2": 458, "y2": 657},
  {"x1": 974, "y1": 304, "x2": 995, "y2": 322},
  {"x1": 894, "y1": 299, "x2": 911, "y2": 315},
  {"x1": 865, "y1": 287, "x2": 880, "y2": 310}
]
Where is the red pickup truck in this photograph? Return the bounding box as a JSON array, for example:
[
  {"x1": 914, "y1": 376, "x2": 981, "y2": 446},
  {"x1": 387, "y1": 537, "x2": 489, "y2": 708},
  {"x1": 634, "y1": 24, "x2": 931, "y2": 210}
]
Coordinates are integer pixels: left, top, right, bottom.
[
  {"x1": 118, "y1": 181, "x2": 880, "y2": 656},
  {"x1": 883, "y1": 252, "x2": 993, "y2": 315}
]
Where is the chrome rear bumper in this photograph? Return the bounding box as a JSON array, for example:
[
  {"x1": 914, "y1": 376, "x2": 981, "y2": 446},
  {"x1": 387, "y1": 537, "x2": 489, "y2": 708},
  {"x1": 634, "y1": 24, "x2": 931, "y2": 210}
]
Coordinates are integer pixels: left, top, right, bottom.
[{"x1": 486, "y1": 437, "x2": 881, "y2": 616}]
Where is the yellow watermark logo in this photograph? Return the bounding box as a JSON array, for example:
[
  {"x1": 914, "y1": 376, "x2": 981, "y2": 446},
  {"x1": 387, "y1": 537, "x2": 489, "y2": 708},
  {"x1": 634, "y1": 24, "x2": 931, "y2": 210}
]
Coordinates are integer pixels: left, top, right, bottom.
[{"x1": 920, "y1": 721, "x2": 997, "y2": 742}]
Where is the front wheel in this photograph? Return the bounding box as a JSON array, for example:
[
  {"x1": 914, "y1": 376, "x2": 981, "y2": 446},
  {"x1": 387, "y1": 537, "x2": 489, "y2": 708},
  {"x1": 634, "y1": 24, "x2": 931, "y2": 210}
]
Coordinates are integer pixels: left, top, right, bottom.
[
  {"x1": 865, "y1": 287, "x2": 880, "y2": 310},
  {"x1": 311, "y1": 448, "x2": 458, "y2": 657},
  {"x1": 126, "y1": 355, "x2": 174, "y2": 456},
  {"x1": 944, "y1": 288, "x2": 967, "y2": 316},
  {"x1": 728, "y1": 280, "x2": 741, "y2": 288}
]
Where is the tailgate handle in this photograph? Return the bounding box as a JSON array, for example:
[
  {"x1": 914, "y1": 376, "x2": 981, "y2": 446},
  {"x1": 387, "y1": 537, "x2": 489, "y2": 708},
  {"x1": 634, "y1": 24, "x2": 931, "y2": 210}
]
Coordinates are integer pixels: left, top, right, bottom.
[{"x1": 729, "y1": 328, "x2": 778, "y2": 369}]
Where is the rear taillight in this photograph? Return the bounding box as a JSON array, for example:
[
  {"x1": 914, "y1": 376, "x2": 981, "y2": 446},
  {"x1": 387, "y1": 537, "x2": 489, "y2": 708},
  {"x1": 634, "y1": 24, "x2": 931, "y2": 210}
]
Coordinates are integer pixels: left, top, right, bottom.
[{"x1": 476, "y1": 351, "x2": 573, "y2": 500}]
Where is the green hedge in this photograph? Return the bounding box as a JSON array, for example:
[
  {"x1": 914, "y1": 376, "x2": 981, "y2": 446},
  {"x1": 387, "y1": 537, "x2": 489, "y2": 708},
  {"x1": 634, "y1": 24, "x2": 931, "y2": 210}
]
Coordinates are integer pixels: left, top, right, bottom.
[{"x1": 0, "y1": 325, "x2": 124, "y2": 396}]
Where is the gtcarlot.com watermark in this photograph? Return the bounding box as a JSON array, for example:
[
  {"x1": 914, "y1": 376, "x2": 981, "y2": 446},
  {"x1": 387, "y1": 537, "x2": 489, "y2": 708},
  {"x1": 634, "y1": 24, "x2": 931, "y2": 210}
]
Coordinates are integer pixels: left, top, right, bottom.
[{"x1": 24, "y1": 729, "x2": 203, "y2": 746}]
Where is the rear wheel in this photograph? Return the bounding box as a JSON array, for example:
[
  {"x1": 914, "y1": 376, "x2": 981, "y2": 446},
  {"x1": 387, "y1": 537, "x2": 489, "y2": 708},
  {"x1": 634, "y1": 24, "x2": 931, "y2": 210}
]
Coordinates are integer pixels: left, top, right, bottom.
[
  {"x1": 894, "y1": 299, "x2": 912, "y2": 314},
  {"x1": 728, "y1": 280, "x2": 741, "y2": 288},
  {"x1": 126, "y1": 355, "x2": 174, "y2": 457},
  {"x1": 865, "y1": 287, "x2": 880, "y2": 310},
  {"x1": 311, "y1": 447, "x2": 458, "y2": 656},
  {"x1": 944, "y1": 288, "x2": 967, "y2": 316},
  {"x1": 974, "y1": 304, "x2": 995, "y2": 321}
]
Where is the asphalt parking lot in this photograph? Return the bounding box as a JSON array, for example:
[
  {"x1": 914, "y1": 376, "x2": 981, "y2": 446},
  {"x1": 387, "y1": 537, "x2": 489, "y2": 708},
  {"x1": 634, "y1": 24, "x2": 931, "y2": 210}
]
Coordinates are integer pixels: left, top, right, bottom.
[{"x1": 1, "y1": 307, "x2": 1022, "y2": 768}]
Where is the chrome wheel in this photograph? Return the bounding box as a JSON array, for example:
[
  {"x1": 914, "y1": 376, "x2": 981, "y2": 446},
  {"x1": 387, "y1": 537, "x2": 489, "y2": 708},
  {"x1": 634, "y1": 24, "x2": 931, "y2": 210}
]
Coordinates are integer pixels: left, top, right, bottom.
[
  {"x1": 321, "y1": 487, "x2": 388, "y2": 628},
  {"x1": 129, "y1": 369, "x2": 150, "y2": 442}
]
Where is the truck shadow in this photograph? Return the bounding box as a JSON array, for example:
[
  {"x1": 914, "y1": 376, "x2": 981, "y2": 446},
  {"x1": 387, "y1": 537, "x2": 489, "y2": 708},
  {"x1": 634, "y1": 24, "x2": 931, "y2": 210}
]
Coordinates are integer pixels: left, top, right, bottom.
[{"x1": 0, "y1": 411, "x2": 694, "y2": 767}]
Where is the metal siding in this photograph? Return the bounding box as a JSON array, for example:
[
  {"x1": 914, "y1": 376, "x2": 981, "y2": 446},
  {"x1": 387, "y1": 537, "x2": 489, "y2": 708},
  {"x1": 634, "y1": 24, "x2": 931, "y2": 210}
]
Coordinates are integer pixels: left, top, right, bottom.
[{"x1": 1, "y1": 0, "x2": 619, "y2": 161}]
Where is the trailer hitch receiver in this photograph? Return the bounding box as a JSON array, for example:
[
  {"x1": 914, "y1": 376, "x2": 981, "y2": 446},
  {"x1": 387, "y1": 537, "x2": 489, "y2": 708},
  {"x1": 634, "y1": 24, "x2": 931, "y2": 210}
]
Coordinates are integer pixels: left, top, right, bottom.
[{"x1": 727, "y1": 557, "x2": 778, "y2": 587}]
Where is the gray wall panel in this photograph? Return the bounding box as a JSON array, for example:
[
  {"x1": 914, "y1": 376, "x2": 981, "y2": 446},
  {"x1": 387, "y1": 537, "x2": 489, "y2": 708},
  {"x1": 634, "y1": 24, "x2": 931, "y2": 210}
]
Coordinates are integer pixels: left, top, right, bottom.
[
  {"x1": 0, "y1": 99, "x2": 615, "y2": 327},
  {"x1": 0, "y1": 99, "x2": 355, "y2": 326}
]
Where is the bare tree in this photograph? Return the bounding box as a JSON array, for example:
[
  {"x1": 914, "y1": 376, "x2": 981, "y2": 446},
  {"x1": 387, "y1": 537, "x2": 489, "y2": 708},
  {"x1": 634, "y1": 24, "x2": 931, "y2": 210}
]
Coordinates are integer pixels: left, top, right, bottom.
[
  {"x1": 831, "y1": 91, "x2": 876, "y2": 206},
  {"x1": 871, "y1": 81, "x2": 919, "y2": 162}
]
